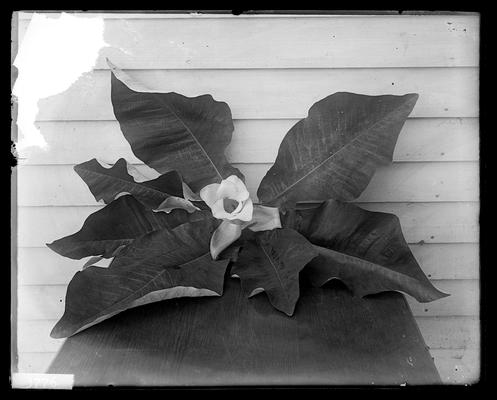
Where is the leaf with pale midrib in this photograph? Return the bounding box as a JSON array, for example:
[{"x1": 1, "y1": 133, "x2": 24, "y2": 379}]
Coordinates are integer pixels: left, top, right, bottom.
[
  {"x1": 109, "y1": 64, "x2": 244, "y2": 193},
  {"x1": 51, "y1": 218, "x2": 229, "y2": 338},
  {"x1": 257, "y1": 92, "x2": 418, "y2": 209},
  {"x1": 281, "y1": 200, "x2": 449, "y2": 302},
  {"x1": 231, "y1": 229, "x2": 318, "y2": 316},
  {"x1": 74, "y1": 158, "x2": 183, "y2": 209},
  {"x1": 47, "y1": 195, "x2": 214, "y2": 259}
]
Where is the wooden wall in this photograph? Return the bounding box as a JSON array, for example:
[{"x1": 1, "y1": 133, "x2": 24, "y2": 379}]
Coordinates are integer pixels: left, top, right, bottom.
[{"x1": 14, "y1": 13, "x2": 480, "y2": 384}]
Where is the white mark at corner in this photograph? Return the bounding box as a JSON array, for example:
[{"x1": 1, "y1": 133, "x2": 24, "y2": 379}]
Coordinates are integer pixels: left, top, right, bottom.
[
  {"x1": 13, "y1": 12, "x2": 108, "y2": 154},
  {"x1": 12, "y1": 373, "x2": 74, "y2": 390}
]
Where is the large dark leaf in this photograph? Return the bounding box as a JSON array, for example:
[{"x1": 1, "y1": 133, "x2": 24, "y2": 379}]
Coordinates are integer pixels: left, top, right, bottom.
[
  {"x1": 282, "y1": 200, "x2": 448, "y2": 302},
  {"x1": 109, "y1": 64, "x2": 244, "y2": 192},
  {"x1": 231, "y1": 229, "x2": 318, "y2": 316},
  {"x1": 74, "y1": 158, "x2": 183, "y2": 209},
  {"x1": 47, "y1": 195, "x2": 213, "y2": 259},
  {"x1": 257, "y1": 92, "x2": 418, "y2": 209},
  {"x1": 51, "y1": 219, "x2": 229, "y2": 338}
]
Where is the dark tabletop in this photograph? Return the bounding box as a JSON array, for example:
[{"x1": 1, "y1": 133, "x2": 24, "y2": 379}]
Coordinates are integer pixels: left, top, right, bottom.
[{"x1": 48, "y1": 279, "x2": 441, "y2": 386}]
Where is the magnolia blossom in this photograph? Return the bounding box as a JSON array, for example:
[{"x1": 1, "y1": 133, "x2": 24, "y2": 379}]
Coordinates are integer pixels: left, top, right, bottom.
[
  {"x1": 200, "y1": 175, "x2": 253, "y2": 223},
  {"x1": 200, "y1": 175, "x2": 280, "y2": 260}
]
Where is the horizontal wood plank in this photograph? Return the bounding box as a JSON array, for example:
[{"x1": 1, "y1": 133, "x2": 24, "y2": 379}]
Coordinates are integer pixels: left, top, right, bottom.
[
  {"x1": 18, "y1": 321, "x2": 66, "y2": 353},
  {"x1": 409, "y1": 243, "x2": 479, "y2": 280},
  {"x1": 18, "y1": 249, "x2": 80, "y2": 286},
  {"x1": 431, "y1": 348, "x2": 480, "y2": 384},
  {"x1": 18, "y1": 118, "x2": 479, "y2": 165},
  {"x1": 18, "y1": 16, "x2": 479, "y2": 69},
  {"x1": 33, "y1": 68, "x2": 478, "y2": 121},
  {"x1": 17, "y1": 280, "x2": 479, "y2": 321},
  {"x1": 406, "y1": 280, "x2": 479, "y2": 317},
  {"x1": 357, "y1": 202, "x2": 478, "y2": 244},
  {"x1": 17, "y1": 243, "x2": 479, "y2": 286},
  {"x1": 17, "y1": 162, "x2": 479, "y2": 205},
  {"x1": 415, "y1": 317, "x2": 479, "y2": 350},
  {"x1": 17, "y1": 353, "x2": 56, "y2": 374},
  {"x1": 16, "y1": 202, "x2": 479, "y2": 248},
  {"x1": 16, "y1": 316, "x2": 479, "y2": 353}
]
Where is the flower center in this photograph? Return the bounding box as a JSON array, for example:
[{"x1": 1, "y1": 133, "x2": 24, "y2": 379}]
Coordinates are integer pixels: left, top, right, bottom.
[{"x1": 223, "y1": 198, "x2": 239, "y2": 213}]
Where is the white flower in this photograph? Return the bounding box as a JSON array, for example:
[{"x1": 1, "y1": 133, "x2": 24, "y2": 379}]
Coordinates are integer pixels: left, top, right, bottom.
[
  {"x1": 200, "y1": 175, "x2": 253, "y2": 223},
  {"x1": 200, "y1": 175, "x2": 281, "y2": 260}
]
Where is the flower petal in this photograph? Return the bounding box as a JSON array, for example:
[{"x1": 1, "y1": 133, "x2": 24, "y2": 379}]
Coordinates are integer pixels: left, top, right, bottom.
[
  {"x1": 216, "y1": 180, "x2": 238, "y2": 199},
  {"x1": 217, "y1": 176, "x2": 249, "y2": 202},
  {"x1": 248, "y1": 205, "x2": 282, "y2": 231},
  {"x1": 183, "y1": 182, "x2": 202, "y2": 201},
  {"x1": 210, "y1": 198, "x2": 232, "y2": 220},
  {"x1": 234, "y1": 198, "x2": 253, "y2": 222},
  {"x1": 153, "y1": 196, "x2": 200, "y2": 214},
  {"x1": 225, "y1": 175, "x2": 246, "y2": 187},
  {"x1": 210, "y1": 220, "x2": 242, "y2": 260},
  {"x1": 199, "y1": 183, "x2": 221, "y2": 207}
]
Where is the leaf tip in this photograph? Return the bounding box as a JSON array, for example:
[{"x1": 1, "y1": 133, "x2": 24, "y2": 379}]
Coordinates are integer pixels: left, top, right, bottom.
[
  {"x1": 406, "y1": 92, "x2": 420, "y2": 104},
  {"x1": 432, "y1": 289, "x2": 450, "y2": 301},
  {"x1": 280, "y1": 303, "x2": 297, "y2": 317},
  {"x1": 421, "y1": 282, "x2": 450, "y2": 302},
  {"x1": 105, "y1": 57, "x2": 117, "y2": 70},
  {"x1": 278, "y1": 298, "x2": 298, "y2": 317},
  {"x1": 49, "y1": 323, "x2": 67, "y2": 339},
  {"x1": 284, "y1": 309, "x2": 295, "y2": 317},
  {"x1": 45, "y1": 241, "x2": 57, "y2": 252},
  {"x1": 410, "y1": 287, "x2": 450, "y2": 303}
]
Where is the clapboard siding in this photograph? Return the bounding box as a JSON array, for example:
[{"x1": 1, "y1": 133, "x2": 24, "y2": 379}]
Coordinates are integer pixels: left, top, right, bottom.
[
  {"x1": 18, "y1": 321, "x2": 64, "y2": 353},
  {"x1": 406, "y1": 280, "x2": 479, "y2": 316},
  {"x1": 17, "y1": 353, "x2": 56, "y2": 374},
  {"x1": 17, "y1": 162, "x2": 479, "y2": 205},
  {"x1": 17, "y1": 244, "x2": 479, "y2": 286},
  {"x1": 17, "y1": 280, "x2": 478, "y2": 321},
  {"x1": 15, "y1": 14, "x2": 479, "y2": 383},
  {"x1": 19, "y1": 118, "x2": 479, "y2": 164},
  {"x1": 18, "y1": 15, "x2": 479, "y2": 69},
  {"x1": 35, "y1": 68, "x2": 478, "y2": 121},
  {"x1": 16, "y1": 203, "x2": 479, "y2": 248},
  {"x1": 416, "y1": 317, "x2": 479, "y2": 349},
  {"x1": 431, "y1": 349, "x2": 480, "y2": 384}
]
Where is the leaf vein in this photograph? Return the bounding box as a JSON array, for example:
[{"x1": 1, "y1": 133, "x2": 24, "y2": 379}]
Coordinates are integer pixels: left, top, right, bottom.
[{"x1": 267, "y1": 98, "x2": 414, "y2": 203}]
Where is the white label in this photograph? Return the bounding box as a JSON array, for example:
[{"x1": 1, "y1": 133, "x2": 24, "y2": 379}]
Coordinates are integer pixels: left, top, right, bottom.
[{"x1": 11, "y1": 373, "x2": 74, "y2": 389}]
